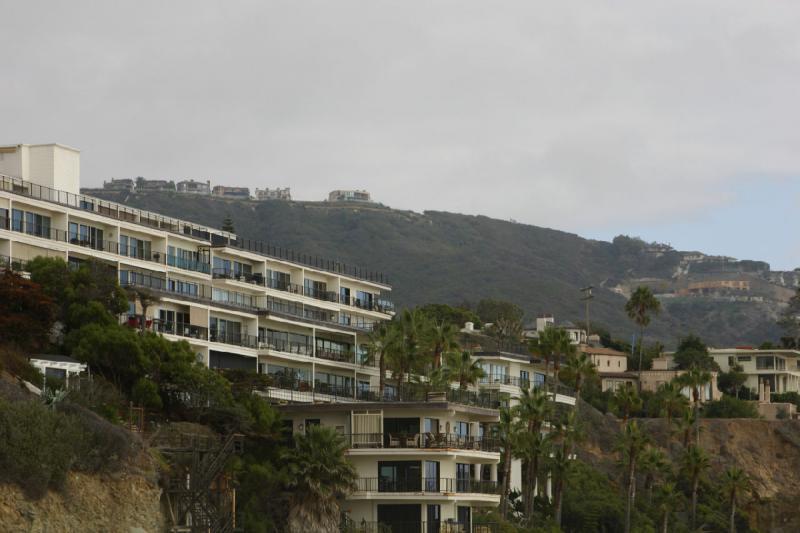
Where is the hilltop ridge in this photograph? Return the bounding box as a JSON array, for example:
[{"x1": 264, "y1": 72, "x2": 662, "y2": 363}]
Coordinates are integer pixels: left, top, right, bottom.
[{"x1": 85, "y1": 189, "x2": 797, "y2": 347}]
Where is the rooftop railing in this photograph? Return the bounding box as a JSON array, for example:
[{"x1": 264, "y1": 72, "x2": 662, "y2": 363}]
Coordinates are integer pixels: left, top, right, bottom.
[{"x1": 1, "y1": 173, "x2": 390, "y2": 284}]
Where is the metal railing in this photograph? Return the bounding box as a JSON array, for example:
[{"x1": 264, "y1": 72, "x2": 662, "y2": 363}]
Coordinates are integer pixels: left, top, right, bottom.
[
  {"x1": 478, "y1": 375, "x2": 531, "y2": 388},
  {"x1": 345, "y1": 433, "x2": 500, "y2": 452},
  {"x1": 355, "y1": 477, "x2": 499, "y2": 494},
  {"x1": 1, "y1": 173, "x2": 390, "y2": 284},
  {"x1": 209, "y1": 329, "x2": 258, "y2": 349},
  {"x1": 354, "y1": 386, "x2": 508, "y2": 409},
  {"x1": 342, "y1": 522, "x2": 498, "y2": 533},
  {"x1": 260, "y1": 337, "x2": 313, "y2": 356},
  {"x1": 166, "y1": 254, "x2": 210, "y2": 274},
  {"x1": 0, "y1": 254, "x2": 29, "y2": 272},
  {"x1": 145, "y1": 318, "x2": 209, "y2": 340}
]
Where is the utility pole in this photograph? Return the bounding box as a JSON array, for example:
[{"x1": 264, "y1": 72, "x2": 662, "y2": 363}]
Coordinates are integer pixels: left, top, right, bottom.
[{"x1": 580, "y1": 286, "x2": 593, "y2": 345}]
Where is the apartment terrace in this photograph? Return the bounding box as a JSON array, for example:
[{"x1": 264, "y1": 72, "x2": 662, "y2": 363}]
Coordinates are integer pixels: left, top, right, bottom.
[
  {"x1": 344, "y1": 433, "x2": 500, "y2": 453},
  {"x1": 213, "y1": 268, "x2": 394, "y2": 313},
  {"x1": 262, "y1": 381, "x2": 514, "y2": 410},
  {"x1": 1, "y1": 173, "x2": 390, "y2": 285},
  {"x1": 342, "y1": 522, "x2": 498, "y2": 533},
  {"x1": 354, "y1": 477, "x2": 499, "y2": 495},
  {"x1": 120, "y1": 270, "x2": 378, "y2": 333}
]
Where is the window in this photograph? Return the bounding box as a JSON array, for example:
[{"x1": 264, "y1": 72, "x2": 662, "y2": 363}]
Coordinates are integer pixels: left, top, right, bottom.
[
  {"x1": 456, "y1": 463, "x2": 472, "y2": 492},
  {"x1": 424, "y1": 418, "x2": 439, "y2": 434},
  {"x1": 304, "y1": 279, "x2": 327, "y2": 298},
  {"x1": 11, "y1": 209, "x2": 22, "y2": 232},
  {"x1": 520, "y1": 370, "x2": 529, "y2": 387},
  {"x1": 756, "y1": 356, "x2": 775, "y2": 370},
  {"x1": 168, "y1": 245, "x2": 209, "y2": 273},
  {"x1": 426, "y1": 505, "x2": 441, "y2": 533},
  {"x1": 69, "y1": 221, "x2": 104, "y2": 250},
  {"x1": 209, "y1": 317, "x2": 242, "y2": 343},
  {"x1": 455, "y1": 421, "x2": 470, "y2": 437},
  {"x1": 738, "y1": 355, "x2": 752, "y2": 362},
  {"x1": 267, "y1": 269, "x2": 292, "y2": 290},
  {"x1": 378, "y1": 461, "x2": 421, "y2": 492},
  {"x1": 121, "y1": 235, "x2": 152, "y2": 259},
  {"x1": 424, "y1": 461, "x2": 439, "y2": 492}
]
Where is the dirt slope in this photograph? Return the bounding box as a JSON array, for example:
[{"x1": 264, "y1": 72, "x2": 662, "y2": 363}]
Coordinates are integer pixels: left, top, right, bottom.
[
  {"x1": 578, "y1": 405, "x2": 800, "y2": 532},
  {"x1": 0, "y1": 451, "x2": 164, "y2": 533}
]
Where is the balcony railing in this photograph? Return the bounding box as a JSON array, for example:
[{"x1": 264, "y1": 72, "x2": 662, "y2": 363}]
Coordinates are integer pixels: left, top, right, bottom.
[
  {"x1": 345, "y1": 433, "x2": 500, "y2": 452},
  {"x1": 478, "y1": 375, "x2": 531, "y2": 388},
  {"x1": 355, "y1": 477, "x2": 499, "y2": 495},
  {"x1": 212, "y1": 268, "x2": 266, "y2": 286},
  {"x1": 316, "y1": 347, "x2": 357, "y2": 364},
  {"x1": 147, "y1": 318, "x2": 209, "y2": 340},
  {"x1": 1, "y1": 173, "x2": 390, "y2": 284},
  {"x1": 166, "y1": 254, "x2": 210, "y2": 274},
  {"x1": 0, "y1": 254, "x2": 29, "y2": 272},
  {"x1": 260, "y1": 337, "x2": 313, "y2": 357},
  {"x1": 354, "y1": 386, "x2": 508, "y2": 409},
  {"x1": 342, "y1": 521, "x2": 498, "y2": 533},
  {"x1": 304, "y1": 286, "x2": 340, "y2": 303},
  {"x1": 209, "y1": 329, "x2": 258, "y2": 349}
]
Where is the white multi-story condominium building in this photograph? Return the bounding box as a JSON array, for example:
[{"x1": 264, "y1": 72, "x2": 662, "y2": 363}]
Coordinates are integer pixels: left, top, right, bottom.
[
  {"x1": 0, "y1": 143, "x2": 576, "y2": 532},
  {"x1": 522, "y1": 315, "x2": 587, "y2": 345},
  {"x1": 710, "y1": 348, "x2": 800, "y2": 396},
  {"x1": 328, "y1": 189, "x2": 372, "y2": 203},
  {"x1": 0, "y1": 144, "x2": 393, "y2": 391},
  {"x1": 254, "y1": 187, "x2": 291, "y2": 201}
]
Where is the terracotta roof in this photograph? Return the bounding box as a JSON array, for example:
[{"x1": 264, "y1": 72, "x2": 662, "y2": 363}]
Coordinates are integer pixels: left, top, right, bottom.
[{"x1": 581, "y1": 345, "x2": 629, "y2": 357}]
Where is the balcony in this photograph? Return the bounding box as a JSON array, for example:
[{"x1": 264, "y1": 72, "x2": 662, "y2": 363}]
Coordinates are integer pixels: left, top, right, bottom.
[
  {"x1": 304, "y1": 286, "x2": 340, "y2": 303},
  {"x1": 316, "y1": 346, "x2": 357, "y2": 365},
  {"x1": 259, "y1": 337, "x2": 313, "y2": 357},
  {"x1": 345, "y1": 433, "x2": 499, "y2": 453},
  {"x1": 209, "y1": 329, "x2": 258, "y2": 349},
  {"x1": 125, "y1": 316, "x2": 209, "y2": 340},
  {"x1": 212, "y1": 268, "x2": 265, "y2": 287},
  {"x1": 166, "y1": 254, "x2": 210, "y2": 274},
  {"x1": 342, "y1": 522, "x2": 498, "y2": 533},
  {"x1": 354, "y1": 477, "x2": 499, "y2": 495},
  {"x1": 478, "y1": 374, "x2": 531, "y2": 388},
  {"x1": 0, "y1": 254, "x2": 29, "y2": 272}
]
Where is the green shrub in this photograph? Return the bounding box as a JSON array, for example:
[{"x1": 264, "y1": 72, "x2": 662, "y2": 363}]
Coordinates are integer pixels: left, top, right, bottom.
[
  {"x1": 703, "y1": 396, "x2": 759, "y2": 418},
  {"x1": 132, "y1": 377, "x2": 163, "y2": 410},
  {"x1": 0, "y1": 399, "x2": 80, "y2": 498}
]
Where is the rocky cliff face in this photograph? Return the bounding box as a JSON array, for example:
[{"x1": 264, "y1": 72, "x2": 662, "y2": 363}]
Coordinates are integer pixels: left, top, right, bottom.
[
  {"x1": 579, "y1": 405, "x2": 800, "y2": 533},
  {"x1": 0, "y1": 451, "x2": 164, "y2": 533}
]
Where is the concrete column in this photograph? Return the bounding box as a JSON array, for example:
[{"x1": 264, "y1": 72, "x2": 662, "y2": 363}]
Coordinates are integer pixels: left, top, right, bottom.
[{"x1": 490, "y1": 463, "x2": 498, "y2": 482}]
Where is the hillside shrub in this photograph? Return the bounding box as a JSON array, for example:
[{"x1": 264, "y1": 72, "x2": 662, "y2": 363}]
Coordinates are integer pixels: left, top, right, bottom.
[
  {"x1": 0, "y1": 399, "x2": 80, "y2": 498},
  {"x1": 703, "y1": 396, "x2": 759, "y2": 418}
]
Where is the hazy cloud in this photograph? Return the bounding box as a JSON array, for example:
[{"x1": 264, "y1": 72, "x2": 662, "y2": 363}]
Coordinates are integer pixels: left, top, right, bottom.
[{"x1": 1, "y1": 1, "x2": 799, "y2": 262}]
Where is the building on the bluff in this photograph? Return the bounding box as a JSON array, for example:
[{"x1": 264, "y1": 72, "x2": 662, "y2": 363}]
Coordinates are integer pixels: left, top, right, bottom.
[
  {"x1": 328, "y1": 189, "x2": 372, "y2": 203},
  {"x1": 212, "y1": 185, "x2": 250, "y2": 199},
  {"x1": 254, "y1": 187, "x2": 291, "y2": 201},
  {"x1": 176, "y1": 179, "x2": 211, "y2": 195}
]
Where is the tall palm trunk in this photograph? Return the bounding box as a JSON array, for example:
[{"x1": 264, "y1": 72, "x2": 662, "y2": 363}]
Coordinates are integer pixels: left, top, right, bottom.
[
  {"x1": 624, "y1": 460, "x2": 636, "y2": 533},
  {"x1": 729, "y1": 495, "x2": 736, "y2": 533},
  {"x1": 378, "y1": 354, "x2": 386, "y2": 398},
  {"x1": 691, "y1": 476, "x2": 699, "y2": 529},
  {"x1": 501, "y1": 447, "x2": 512, "y2": 517},
  {"x1": 662, "y1": 511, "x2": 669, "y2": 533},
  {"x1": 554, "y1": 475, "x2": 564, "y2": 526},
  {"x1": 637, "y1": 325, "x2": 645, "y2": 390}
]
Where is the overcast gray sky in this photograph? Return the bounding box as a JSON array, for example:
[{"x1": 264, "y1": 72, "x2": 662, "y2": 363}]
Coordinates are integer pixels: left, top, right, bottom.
[{"x1": 2, "y1": 1, "x2": 799, "y2": 269}]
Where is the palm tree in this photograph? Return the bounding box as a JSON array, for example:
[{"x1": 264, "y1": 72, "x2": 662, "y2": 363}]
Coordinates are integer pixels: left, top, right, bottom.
[
  {"x1": 676, "y1": 408, "x2": 699, "y2": 450},
  {"x1": 675, "y1": 366, "x2": 712, "y2": 446},
  {"x1": 657, "y1": 382, "x2": 689, "y2": 428},
  {"x1": 284, "y1": 425, "x2": 357, "y2": 533},
  {"x1": 657, "y1": 482, "x2": 682, "y2": 533},
  {"x1": 496, "y1": 406, "x2": 521, "y2": 517},
  {"x1": 722, "y1": 467, "x2": 750, "y2": 533},
  {"x1": 560, "y1": 351, "x2": 597, "y2": 410},
  {"x1": 536, "y1": 327, "x2": 574, "y2": 390},
  {"x1": 625, "y1": 286, "x2": 661, "y2": 384},
  {"x1": 516, "y1": 386, "x2": 553, "y2": 516},
  {"x1": 441, "y1": 350, "x2": 485, "y2": 389},
  {"x1": 550, "y1": 445, "x2": 571, "y2": 527},
  {"x1": 617, "y1": 421, "x2": 651, "y2": 533},
  {"x1": 638, "y1": 446, "x2": 669, "y2": 504},
  {"x1": 682, "y1": 444, "x2": 710, "y2": 529},
  {"x1": 612, "y1": 383, "x2": 643, "y2": 423},
  {"x1": 385, "y1": 309, "x2": 425, "y2": 396},
  {"x1": 365, "y1": 322, "x2": 397, "y2": 398},
  {"x1": 424, "y1": 319, "x2": 460, "y2": 369}
]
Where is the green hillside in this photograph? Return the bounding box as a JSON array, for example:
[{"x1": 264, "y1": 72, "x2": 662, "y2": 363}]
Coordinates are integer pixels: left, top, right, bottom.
[{"x1": 86, "y1": 190, "x2": 786, "y2": 347}]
